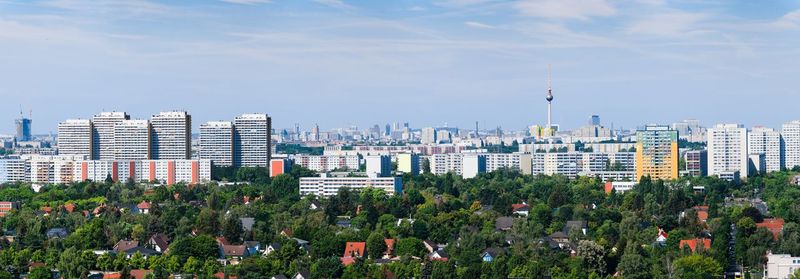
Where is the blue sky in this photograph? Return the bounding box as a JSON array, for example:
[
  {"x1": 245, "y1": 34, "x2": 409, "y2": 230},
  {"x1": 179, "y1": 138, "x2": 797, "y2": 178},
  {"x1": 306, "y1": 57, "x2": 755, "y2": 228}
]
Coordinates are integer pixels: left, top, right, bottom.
[{"x1": 1, "y1": 0, "x2": 799, "y2": 134}]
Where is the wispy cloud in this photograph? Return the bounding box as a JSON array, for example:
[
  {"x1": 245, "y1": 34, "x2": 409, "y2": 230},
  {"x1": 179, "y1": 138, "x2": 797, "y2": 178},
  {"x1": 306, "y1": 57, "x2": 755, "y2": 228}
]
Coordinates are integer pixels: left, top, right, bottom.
[
  {"x1": 41, "y1": 0, "x2": 171, "y2": 16},
  {"x1": 514, "y1": 0, "x2": 616, "y2": 20},
  {"x1": 626, "y1": 12, "x2": 709, "y2": 36},
  {"x1": 464, "y1": 21, "x2": 496, "y2": 29},
  {"x1": 770, "y1": 10, "x2": 800, "y2": 29},
  {"x1": 219, "y1": 0, "x2": 271, "y2": 5}
]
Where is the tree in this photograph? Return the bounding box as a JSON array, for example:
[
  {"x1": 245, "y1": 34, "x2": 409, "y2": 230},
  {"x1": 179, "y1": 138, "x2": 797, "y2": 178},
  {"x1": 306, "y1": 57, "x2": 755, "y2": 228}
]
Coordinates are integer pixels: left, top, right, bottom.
[
  {"x1": 222, "y1": 216, "x2": 243, "y2": 245},
  {"x1": 790, "y1": 268, "x2": 800, "y2": 279},
  {"x1": 28, "y1": 267, "x2": 51, "y2": 279},
  {"x1": 183, "y1": 256, "x2": 202, "y2": 274},
  {"x1": 577, "y1": 240, "x2": 606, "y2": 275},
  {"x1": 617, "y1": 242, "x2": 650, "y2": 279},
  {"x1": 366, "y1": 231, "x2": 386, "y2": 259},
  {"x1": 195, "y1": 208, "x2": 220, "y2": 236},
  {"x1": 395, "y1": 238, "x2": 427, "y2": 258},
  {"x1": 672, "y1": 254, "x2": 723, "y2": 279},
  {"x1": 311, "y1": 257, "x2": 343, "y2": 279}
]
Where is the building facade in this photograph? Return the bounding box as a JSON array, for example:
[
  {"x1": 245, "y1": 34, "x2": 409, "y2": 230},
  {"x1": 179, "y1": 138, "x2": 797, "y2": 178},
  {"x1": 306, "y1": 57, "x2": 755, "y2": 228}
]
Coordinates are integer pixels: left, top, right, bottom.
[
  {"x1": 234, "y1": 114, "x2": 272, "y2": 167},
  {"x1": 292, "y1": 155, "x2": 360, "y2": 172},
  {"x1": 92, "y1": 112, "x2": 130, "y2": 160},
  {"x1": 150, "y1": 111, "x2": 191, "y2": 160},
  {"x1": 707, "y1": 124, "x2": 749, "y2": 178},
  {"x1": 365, "y1": 155, "x2": 391, "y2": 178},
  {"x1": 783, "y1": 120, "x2": 800, "y2": 170},
  {"x1": 114, "y1": 120, "x2": 151, "y2": 160},
  {"x1": 396, "y1": 153, "x2": 420, "y2": 176},
  {"x1": 57, "y1": 119, "x2": 93, "y2": 158},
  {"x1": 635, "y1": 125, "x2": 679, "y2": 181},
  {"x1": 299, "y1": 175, "x2": 402, "y2": 197},
  {"x1": 764, "y1": 253, "x2": 800, "y2": 279},
  {"x1": 199, "y1": 121, "x2": 234, "y2": 167},
  {"x1": 748, "y1": 126, "x2": 783, "y2": 173}
]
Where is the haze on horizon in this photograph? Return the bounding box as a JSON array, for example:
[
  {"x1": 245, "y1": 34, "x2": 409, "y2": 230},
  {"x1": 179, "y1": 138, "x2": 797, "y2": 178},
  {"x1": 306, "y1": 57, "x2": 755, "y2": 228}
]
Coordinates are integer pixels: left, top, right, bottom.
[{"x1": 1, "y1": 0, "x2": 799, "y2": 134}]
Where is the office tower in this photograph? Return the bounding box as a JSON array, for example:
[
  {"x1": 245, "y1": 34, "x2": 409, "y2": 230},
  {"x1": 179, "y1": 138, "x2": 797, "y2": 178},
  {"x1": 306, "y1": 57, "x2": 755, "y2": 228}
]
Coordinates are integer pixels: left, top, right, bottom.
[
  {"x1": 397, "y1": 153, "x2": 420, "y2": 175},
  {"x1": 114, "y1": 120, "x2": 151, "y2": 160},
  {"x1": 311, "y1": 124, "x2": 320, "y2": 141},
  {"x1": 92, "y1": 112, "x2": 130, "y2": 160},
  {"x1": 421, "y1": 127, "x2": 437, "y2": 144},
  {"x1": 366, "y1": 155, "x2": 391, "y2": 178},
  {"x1": 591, "y1": 115, "x2": 600, "y2": 126},
  {"x1": 14, "y1": 112, "x2": 32, "y2": 142},
  {"x1": 748, "y1": 126, "x2": 783, "y2": 172},
  {"x1": 684, "y1": 150, "x2": 708, "y2": 177},
  {"x1": 635, "y1": 125, "x2": 679, "y2": 180},
  {"x1": 782, "y1": 120, "x2": 800, "y2": 169},
  {"x1": 707, "y1": 124, "x2": 749, "y2": 178},
  {"x1": 57, "y1": 119, "x2": 93, "y2": 158},
  {"x1": 385, "y1": 124, "x2": 391, "y2": 136},
  {"x1": 234, "y1": 113, "x2": 272, "y2": 167},
  {"x1": 199, "y1": 121, "x2": 234, "y2": 167},
  {"x1": 150, "y1": 111, "x2": 191, "y2": 160}
]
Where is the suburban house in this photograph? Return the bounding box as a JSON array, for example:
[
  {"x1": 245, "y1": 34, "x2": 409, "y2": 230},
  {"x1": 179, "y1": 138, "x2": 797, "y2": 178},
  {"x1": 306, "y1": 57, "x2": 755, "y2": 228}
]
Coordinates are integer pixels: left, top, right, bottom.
[
  {"x1": 147, "y1": 233, "x2": 170, "y2": 253},
  {"x1": 679, "y1": 238, "x2": 711, "y2": 252},
  {"x1": 136, "y1": 201, "x2": 152, "y2": 214},
  {"x1": 495, "y1": 217, "x2": 515, "y2": 231},
  {"x1": 757, "y1": 218, "x2": 785, "y2": 240},
  {"x1": 428, "y1": 249, "x2": 449, "y2": 262},
  {"x1": 511, "y1": 203, "x2": 529, "y2": 217},
  {"x1": 341, "y1": 242, "x2": 366, "y2": 266},
  {"x1": 481, "y1": 248, "x2": 505, "y2": 262},
  {"x1": 45, "y1": 228, "x2": 68, "y2": 239},
  {"x1": 564, "y1": 220, "x2": 588, "y2": 236}
]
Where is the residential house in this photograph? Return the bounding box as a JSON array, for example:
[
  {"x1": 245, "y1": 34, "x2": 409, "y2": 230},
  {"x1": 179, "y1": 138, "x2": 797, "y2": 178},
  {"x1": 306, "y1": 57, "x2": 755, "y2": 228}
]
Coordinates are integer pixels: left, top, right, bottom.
[
  {"x1": 429, "y1": 250, "x2": 449, "y2": 262},
  {"x1": 240, "y1": 217, "x2": 255, "y2": 233},
  {"x1": 679, "y1": 238, "x2": 711, "y2": 252},
  {"x1": 244, "y1": 241, "x2": 261, "y2": 256},
  {"x1": 0, "y1": 202, "x2": 19, "y2": 217},
  {"x1": 341, "y1": 242, "x2": 366, "y2": 266},
  {"x1": 511, "y1": 203, "x2": 529, "y2": 217},
  {"x1": 220, "y1": 244, "x2": 249, "y2": 265},
  {"x1": 264, "y1": 243, "x2": 282, "y2": 256},
  {"x1": 147, "y1": 233, "x2": 170, "y2": 253},
  {"x1": 113, "y1": 240, "x2": 140, "y2": 253},
  {"x1": 137, "y1": 201, "x2": 151, "y2": 214},
  {"x1": 481, "y1": 248, "x2": 504, "y2": 262},
  {"x1": 309, "y1": 200, "x2": 322, "y2": 210},
  {"x1": 564, "y1": 220, "x2": 588, "y2": 236},
  {"x1": 122, "y1": 246, "x2": 161, "y2": 259},
  {"x1": 384, "y1": 239, "x2": 395, "y2": 258},
  {"x1": 46, "y1": 228, "x2": 68, "y2": 239},
  {"x1": 495, "y1": 217, "x2": 515, "y2": 231},
  {"x1": 758, "y1": 218, "x2": 785, "y2": 240},
  {"x1": 655, "y1": 228, "x2": 669, "y2": 246},
  {"x1": 292, "y1": 271, "x2": 311, "y2": 279},
  {"x1": 270, "y1": 275, "x2": 287, "y2": 279},
  {"x1": 681, "y1": 205, "x2": 709, "y2": 223}
]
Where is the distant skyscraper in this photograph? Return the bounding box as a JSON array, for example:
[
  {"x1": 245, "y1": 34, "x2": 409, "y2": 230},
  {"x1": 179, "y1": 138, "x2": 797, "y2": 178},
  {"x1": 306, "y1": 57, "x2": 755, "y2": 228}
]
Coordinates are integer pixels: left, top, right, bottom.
[
  {"x1": 385, "y1": 124, "x2": 391, "y2": 136},
  {"x1": 421, "y1": 127, "x2": 437, "y2": 144},
  {"x1": 57, "y1": 119, "x2": 93, "y2": 158},
  {"x1": 234, "y1": 113, "x2": 272, "y2": 167},
  {"x1": 14, "y1": 112, "x2": 32, "y2": 142},
  {"x1": 310, "y1": 124, "x2": 320, "y2": 141},
  {"x1": 92, "y1": 112, "x2": 130, "y2": 160},
  {"x1": 591, "y1": 115, "x2": 600, "y2": 126},
  {"x1": 150, "y1": 111, "x2": 191, "y2": 160},
  {"x1": 114, "y1": 120, "x2": 151, "y2": 160},
  {"x1": 635, "y1": 125, "x2": 679, "y2": 180},
  {"x1": 782, "y1": 120, "x2": 800, "y2": 170},
  {"x1": 199, "y1": 121, "x2": 234, "y2": 167},
  {"x1": 707, "y1": 124, "x2": 748, "y2": 178},
  {"x1": 748, "y1": 126, "x2": 783, "y2": 172}
]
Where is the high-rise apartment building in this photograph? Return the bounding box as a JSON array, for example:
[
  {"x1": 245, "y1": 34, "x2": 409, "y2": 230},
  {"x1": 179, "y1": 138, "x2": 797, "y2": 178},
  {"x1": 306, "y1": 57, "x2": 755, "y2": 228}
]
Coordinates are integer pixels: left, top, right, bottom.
[
  {"x1": 684, "y1": 150, "x2": 708, "y2": 177},
  {"x1": 114, "y1": 120, "x2": 151, "y2": 160},
  {"x1": 782, "y1": 120, "x2": 800, "y2": 170},
  {"x1": 199, "y1": 121, "x2": 234, "y2": 167},
  {"x1": 366, "y1": 155, "x2": 391, "y2": 178},
  {"x1": 57, "y1": 119, "x2": 93, "y2": 158},
  {"x1": 151, "y1": 111, "x2": 191, "y2": 160},
  {"x1": 234, "y1": 113, "x2": 272, "y2": 167},
  {"x1": 635, "y1": 125, "x2": 679, "y2": 180},
  {"x1": 92, "y1": 112, "x2": 130, "y2": 160},
  {"x1": 748, "y1": 126, "x2": 783, "y2": 172},
  {"x1": 397, "y1": 153, "x2": 420, "y2": 176},
  {"x1": 707, "y1": 124, "x2": 749, "y2": 178}
]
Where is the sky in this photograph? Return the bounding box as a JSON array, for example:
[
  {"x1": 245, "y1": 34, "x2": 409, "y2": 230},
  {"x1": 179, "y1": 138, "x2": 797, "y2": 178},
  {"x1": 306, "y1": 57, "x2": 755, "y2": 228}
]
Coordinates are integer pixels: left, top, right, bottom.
[{"x1": 1, "y1": 0, "x2": 799, "y2": 135}]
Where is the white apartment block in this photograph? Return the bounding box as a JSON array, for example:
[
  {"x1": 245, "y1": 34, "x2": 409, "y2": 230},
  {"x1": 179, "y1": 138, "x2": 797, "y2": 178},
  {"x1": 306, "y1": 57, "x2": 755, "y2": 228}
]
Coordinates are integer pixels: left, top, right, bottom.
[
  {"x1": 199, "y1": 121, "x2": 234, "y2": 166},
  {"x1": 151, "y1": 111, "x2": 191, "y2": 160},
  {"x1": 234, "y1": 113, "x2": 272, "y2": 167},
  {"x1": 783, "y1": 120, "x2": 800, "y2": 170},
  {"x1": 92, "y1": 112, "x2": 130, "y2": 160},
  {"x1": 114, "y1": 120, "x2": 152, "y2": 160},
  {"x1": 461, "y1": 154, "x2": 486, "y2": 179},
  {"x1": 522, "y1": 152, "x2": 636, "y2": 180},
  {"x1": 57, "y1": 119, "x2": 93, "y2": 158},
  {"x1": 366, "y1": 155, "x2": 391, "y2": 178},
  {"x1": 431, "y1": 153, "x2": 464, "y2": 175},
  {"x1": 765, "y1": 253, "x2": 800, "y2": 279},
  {"x1": 748, "y1": 127, "x2": 783, "y2": 172},
  {"x1": 421, "y1": 127, "x2": 437, "y2": 144},
  {"x1": 707, "y1": 124, "x2": 749, "y2": 178},
  {"x1": 396, "y1": 153, "x2": 420, "y2": 175},
  {"x1": 0, "y1": 158, "x2": 28, "y2": 183},
  {"x1": 292, "y1": 155, "x2": 360, "y2": 172},
  {"x1": 299, "y1": 175, "x2": 402, "y2": 197}
]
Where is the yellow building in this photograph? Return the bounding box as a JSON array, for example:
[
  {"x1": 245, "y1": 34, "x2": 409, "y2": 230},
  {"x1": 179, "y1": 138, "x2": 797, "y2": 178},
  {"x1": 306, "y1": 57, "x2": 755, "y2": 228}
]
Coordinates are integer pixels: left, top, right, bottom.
[
  {"x1": 397, "y1": 153, "x2": 420, "y2": 175},
  {"x1": 635, "y1": 125, "x2": 679, "y2": 180}
]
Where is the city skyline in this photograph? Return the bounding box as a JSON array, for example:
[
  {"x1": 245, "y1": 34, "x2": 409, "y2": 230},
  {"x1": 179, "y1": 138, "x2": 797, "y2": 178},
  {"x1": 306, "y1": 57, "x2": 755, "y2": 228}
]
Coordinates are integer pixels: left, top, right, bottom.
[{"x1": 2, "y1": 0, "x2": 800, "y2": 133}]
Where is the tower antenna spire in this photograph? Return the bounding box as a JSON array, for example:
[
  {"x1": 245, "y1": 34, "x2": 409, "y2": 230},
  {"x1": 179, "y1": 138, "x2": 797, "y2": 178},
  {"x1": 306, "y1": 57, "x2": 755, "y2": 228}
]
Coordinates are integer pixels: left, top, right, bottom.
[{"x1": 545, "y1": 65, "x2": 554, "y2": 136}]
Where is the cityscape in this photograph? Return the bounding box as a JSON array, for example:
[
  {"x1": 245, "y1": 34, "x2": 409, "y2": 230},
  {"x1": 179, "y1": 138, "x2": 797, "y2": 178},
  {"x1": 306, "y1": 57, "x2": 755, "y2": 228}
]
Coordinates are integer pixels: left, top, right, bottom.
[{"x1": 2, "y1": 1, "x2": 800, "y2": 279}]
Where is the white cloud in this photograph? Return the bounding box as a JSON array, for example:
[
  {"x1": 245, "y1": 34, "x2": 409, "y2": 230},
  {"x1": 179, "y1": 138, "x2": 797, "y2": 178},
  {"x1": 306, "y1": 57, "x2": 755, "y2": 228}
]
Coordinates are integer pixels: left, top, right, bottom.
[
  {"x1": 514, "y1": 0, "x2": 616, "y2": 20},
  {"x1": 771, "y1": 10, "x2": 800, "y2": 29},
  {"x1": 219, "y1": 0, "x2": 271, "y2": 5},
  {"x1": 626, "y1": 12, "x2": 708, "y2": 36},
  {"x1": 464, "y1": 21, "x2": 496, "y2": 29}
]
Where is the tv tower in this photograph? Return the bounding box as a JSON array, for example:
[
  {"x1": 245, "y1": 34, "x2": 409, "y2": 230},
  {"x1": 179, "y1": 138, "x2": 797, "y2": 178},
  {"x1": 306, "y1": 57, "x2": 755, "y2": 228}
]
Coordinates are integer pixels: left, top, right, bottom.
[{"x1": 546, "y1": 65, "x2": 554, "y2": 133}]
